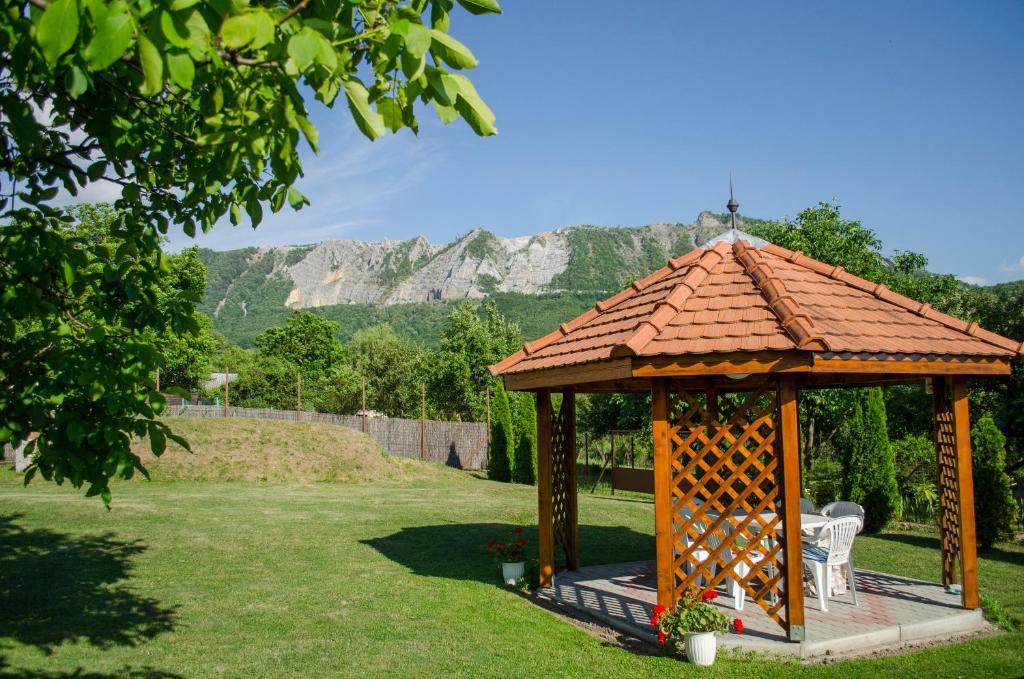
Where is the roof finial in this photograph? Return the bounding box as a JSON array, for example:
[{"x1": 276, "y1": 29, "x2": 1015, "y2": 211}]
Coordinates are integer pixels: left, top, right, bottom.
[{"x1": 727, "y1": 174, "x2": 739, "y2": 231}]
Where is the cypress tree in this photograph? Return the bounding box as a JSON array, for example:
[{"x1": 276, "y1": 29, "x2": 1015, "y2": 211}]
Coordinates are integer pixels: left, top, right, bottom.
[
  {"x1": 971, "y1": 416, "x2": 1016, "y2": 549},
  {"x1": 841, "y1": 388, "x2": 899, "y2": 533},
  {"x1": 512, "y1": 392, "x2": 537, "y2": 485},
  {"x1": 488, "y1": 383, "x2": 513, "y2": 482}
]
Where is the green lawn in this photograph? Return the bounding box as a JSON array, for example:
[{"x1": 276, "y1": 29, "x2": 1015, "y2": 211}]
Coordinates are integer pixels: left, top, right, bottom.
[{"x1": 1, "y1": 470, "x2": 1022, "y2": 678}]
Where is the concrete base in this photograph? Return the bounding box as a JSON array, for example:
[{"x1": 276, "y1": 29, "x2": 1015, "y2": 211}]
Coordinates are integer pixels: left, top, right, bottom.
[{"x1": 538, "y1": 560, "x2": 987, "y2": 658}]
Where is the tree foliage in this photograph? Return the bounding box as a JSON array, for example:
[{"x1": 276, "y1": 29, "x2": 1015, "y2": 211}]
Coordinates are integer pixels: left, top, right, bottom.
[
  {"x1": 348, "y1": 323, "x2": 426, "y2": 417},
  {"x1": 838, "y1": 388, "x2": 900, "y2": 533},
  {"x1": 511, "y1": 391, "x2": 536, "y2": 485},
  {"x1": 487, "y1": 382, "x2": 512, "y2": 482},
  {"x1": 1, "y1": 0, "x2": 500, "y2": 499},
  {"x1": 971, "y1": 416, "x2": 1016, "y2": 549},
  {"x1": 254, "y1": 310, "x2": 343, "y2": 373}
]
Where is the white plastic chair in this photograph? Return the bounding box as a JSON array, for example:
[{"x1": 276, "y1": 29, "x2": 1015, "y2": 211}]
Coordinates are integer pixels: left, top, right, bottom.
[
  {"x1": 820, "y1": 501, "x2": 866, "y2": 533},
  {"x1": 802, "y1": 516, "x2": 861, "y2": 612},
  {"x1": 681, "y1": 517, "x2": 724, "y2": 588}
]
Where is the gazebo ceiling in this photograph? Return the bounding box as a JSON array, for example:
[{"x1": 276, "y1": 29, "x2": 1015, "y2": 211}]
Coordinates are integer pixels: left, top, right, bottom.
[{"x1": 490, "y1": 236, "x2": 1022, "y2": 392}]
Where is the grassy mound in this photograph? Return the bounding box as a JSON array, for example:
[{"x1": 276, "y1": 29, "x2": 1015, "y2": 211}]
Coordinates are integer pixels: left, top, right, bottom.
[{"x1": 131, "y1": 416, "x2": 443, "y2": 483}]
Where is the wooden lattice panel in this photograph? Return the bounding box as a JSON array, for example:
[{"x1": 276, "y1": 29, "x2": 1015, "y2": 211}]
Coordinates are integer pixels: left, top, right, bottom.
[
  {"x1": 934, "y1": 394, "x2": 961, "y2": 586},
  {"x1": 550, "y1": 397, "x2": 574, "y2": 564},
  {"x1": 668, "y1": 384, "x2": 791, "y2": 628}
]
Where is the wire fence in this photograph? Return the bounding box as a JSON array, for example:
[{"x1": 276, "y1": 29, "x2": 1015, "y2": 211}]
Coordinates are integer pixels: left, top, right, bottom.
[{"x1": 165, "y1": 404, "x2": 489, "y2": 470}]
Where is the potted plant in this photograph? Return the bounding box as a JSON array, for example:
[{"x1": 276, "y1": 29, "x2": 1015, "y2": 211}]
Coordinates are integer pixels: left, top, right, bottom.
[
  {"x1": 651, "y1": 589, "x2": 743, "y2": 666},
  {"x1": 487, "y1": 527, "x2": 528, "y2": 586}
]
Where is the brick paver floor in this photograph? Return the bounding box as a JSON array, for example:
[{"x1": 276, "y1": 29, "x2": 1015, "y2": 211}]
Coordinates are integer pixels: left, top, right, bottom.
[{"x1": 540, "y1": 560, "x2": 985, "y2": 657}]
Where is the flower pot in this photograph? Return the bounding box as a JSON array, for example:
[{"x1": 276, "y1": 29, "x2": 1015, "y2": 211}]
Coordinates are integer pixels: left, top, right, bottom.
[
  {"x1": 501, "y1": 561, "x2": 525, "y2": 586},
  {"x1": 685, "y1": 631, "x2": 717, "y2": 666}
]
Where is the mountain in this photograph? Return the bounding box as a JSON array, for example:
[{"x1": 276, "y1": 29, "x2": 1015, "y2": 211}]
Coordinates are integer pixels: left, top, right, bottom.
[{"x1": 198, "y1": 212, "x2": 755, "y2": 347}]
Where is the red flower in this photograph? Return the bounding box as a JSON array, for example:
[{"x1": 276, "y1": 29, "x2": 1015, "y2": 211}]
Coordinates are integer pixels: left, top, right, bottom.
[
  {"x1": 496, "y1": 542, "x2": 505, "y2": 550},
  {"x1": 652, "y1": 603, "x2": 667, "y2": 615},
  {"x1": 733, "y1": 618, "x2": 744, "y2": 634},
  {"x1": 657, "y1": 630, "x2": 667, "y2": 645},
  {"x1": 517, "y1": 539, "x2": 526, "y2": 546},
  {"x1": 487, "y1": 539, "x2": 495, "y2": 549},
  {"x1": 515, "y1": 527, "x2": 524, "y2": 534},
  {"x1": 701, "y1": 590, "x2": 718, "y2": 601}
]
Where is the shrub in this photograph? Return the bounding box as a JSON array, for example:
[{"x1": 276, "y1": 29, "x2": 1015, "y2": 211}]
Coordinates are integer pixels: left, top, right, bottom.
[
  {"x1": 512, "y1": 393, "x2": 537, "y2": 485},
  {"x1": 840, "y1": 388, "x2": 900, "y2": 533},
  {"x1": 971, "y1": 417, "x2": 1016, "y2": 549},
  {"x1": 488, "y1": 383, "x2": 513, "y2": 482}
]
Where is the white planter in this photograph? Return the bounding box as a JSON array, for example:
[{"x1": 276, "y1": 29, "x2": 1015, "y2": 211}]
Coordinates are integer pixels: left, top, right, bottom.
[
  {"x1": 501, "y1": 561, "x2": 525, "y2": 586},
  {"x1": 685, "y1": 631, "x2": 717, "y2": 666}
]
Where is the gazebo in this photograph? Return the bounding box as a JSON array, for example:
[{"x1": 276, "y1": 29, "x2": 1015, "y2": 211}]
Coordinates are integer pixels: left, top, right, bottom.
[{"x1": 489, "y1": 213, "x2": 1022, "y2": 642}]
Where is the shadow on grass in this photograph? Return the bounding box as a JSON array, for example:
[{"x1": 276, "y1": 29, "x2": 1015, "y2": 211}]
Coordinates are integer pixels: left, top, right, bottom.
[
  {"x1": 873, "y1": 531, "x2": 1024, "y2": 568},
  {"x1": 0, "y1": 514, "x2": 178, "y2": 659},
  {"x1": 362, "y1": 522, "x2": 654, "y2": 583},
  {"x1": 0, "y1": 655, "x2": 183, "y2": 679}
]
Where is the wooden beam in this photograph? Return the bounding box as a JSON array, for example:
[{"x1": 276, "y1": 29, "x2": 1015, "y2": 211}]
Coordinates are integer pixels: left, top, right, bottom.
[
  {"x1": 562, "y1": 389, "x2": 579, "y2": 570},
  {"x1": 632, "y1": 351, "x2": 811, "y2": 378},
  {"x1": 798, "y1": 374, "x2": 931, "y2": 390},
  {"x1": 502, "y1": 359, "x2": 634, "y2": 391},
  {"x1": 651, "y1": 378, "x2": 675, "y2": 609},
  {"x1": 811, "y1": 355, "x2": 1010, "y2": 376},
  {"x1": 950, "y1": 377, "x2": 980, "y2": 609},
  {"x1": 536, "y1": 389, "x2": 555, "y2": 588},
  {"x1": 776, "y1": 376, "x2": 806, "y2": 641}
]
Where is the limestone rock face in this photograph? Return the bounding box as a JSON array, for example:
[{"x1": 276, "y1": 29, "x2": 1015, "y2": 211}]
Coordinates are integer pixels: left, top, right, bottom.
[{"x1": 202, "y1": 213, "x2": 752, "y2": 315}]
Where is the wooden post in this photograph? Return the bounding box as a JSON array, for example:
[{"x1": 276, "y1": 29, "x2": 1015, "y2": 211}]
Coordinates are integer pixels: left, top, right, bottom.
[
  {"x1": 562, "y1": 388, "x2": 579, "y2": 571},
  {"x1": 776, "y1": 376, "x2": 806, "y2": 641},
  {"x1": 584, "y1": 432, "x2": 590, "y2": 482},
  {"x1": 933, "y1": 380, "x2": 958, "y2": 587},
  {"x1": 155, "y1": 367, "x2": 160, "y2": 393},
  {"x1": 536, "y1": 389, "x2": 554, "y2": 588},
  {"x1": 223, "y1": 366, "x2": 229, "y2": 417},
  {"x1": 485, "y1": 386, "x2": 491, "y2": 442},
  {"x1": 950, "y1": 377, "x2": 980, "y2": 609},
  {"x1": 296, "y1": 371, "x2": 302, "y2": 420},
  {"x1": 361, "y1": 377, "x2": 367, "y2": 433},
  {"x1": 651, "y1": 378, "x2": 674, "y2": 610},
  {"x1": 420, "y1": 383, "x2": 426, "y2": 461}
]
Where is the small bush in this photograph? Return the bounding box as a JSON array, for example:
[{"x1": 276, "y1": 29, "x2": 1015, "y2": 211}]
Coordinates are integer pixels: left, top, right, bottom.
[
  {"x1": 971, "y1": 417, "x2": 1016, "y2": 550},
  {"x1": 841, "y1": 388, "x2": 900, "y2": 533}
]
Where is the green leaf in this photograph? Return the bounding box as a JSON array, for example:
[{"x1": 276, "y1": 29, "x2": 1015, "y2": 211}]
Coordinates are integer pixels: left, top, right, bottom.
[
  {"x1": 220, "y1": 14, "x2": 255, "y2": 50},
  {"x1": 449, "y1": 73, "x2": 496, "y2": 135},
  {"x1": 343, "y1": 79, "x2": 386, "y2": 140},
  {"x1": 429, "y1": 29, "x2": 478, "y2": 69},
  {"x1": 65, "y1": 65, "x2": 88, "y2": 97},
  {"x1": 83, "y1": 0, "x2": 133, "y2": 69},
  {"x1": 287, "y1": 28, "x2": 319, "y2": 72},
  {"x1": 287, "y1": 187, "x2": 308, "y2": 209},
  {"x1": 251, "y1": 10, "x2": 275, "y2": 49},
  {"x1": 148, "y1": 422, "x2": 166, "y2": 455},
  {"x1": 403, "y1": 23, "x2": 431, "y2": 58},
  {"x1": 400, "y1": 49, "x2": 425, "y2": 80},
  {"x1": 167, "y1": 52, "x2": 195, "y2": 89},
  {"x1": 37, "y1": 0, "x2": 80, "y2": 65},
  {"x1": 136, "y1": 31, "x2": 163, "y2": 96},
  {"x1": 86, "y1": 160, "x2": 107, "y2": 181},
  {"x1": 457, "y1": 0, "x2": 502, "y2": 14},
  {"x1": 431, "y1": 100, "x2": 458, "y2": 124},
  {"x1": 160, "y1": 10, "x2": 189, "y2": 48},
  {"x1": 377, "y1": 97, "x2": 403, "y2": 132},
  {"x1": 61, "y1": 259, "x2": 75, "y2": 286},
  {"x1": 426, "y1": 69, "x2": 458, "y2": 106}
]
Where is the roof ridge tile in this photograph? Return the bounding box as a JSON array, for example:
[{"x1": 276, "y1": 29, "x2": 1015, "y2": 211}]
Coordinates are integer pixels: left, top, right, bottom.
[
  {"x1": 610, "y1": 247, "x2": 724, "y2": 357},
  {"x1": 734, "y1": 240, "x2": 830, "y2": 351}
]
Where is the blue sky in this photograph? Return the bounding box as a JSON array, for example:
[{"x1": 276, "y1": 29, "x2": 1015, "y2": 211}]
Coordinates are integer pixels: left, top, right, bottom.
[{"x1": 167, "y1": 1, "x2": 1024, "y2": 285}]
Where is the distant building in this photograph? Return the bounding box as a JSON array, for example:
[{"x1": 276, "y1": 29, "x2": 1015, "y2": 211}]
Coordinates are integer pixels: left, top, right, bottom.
[{"x1": 203, "y1": 372, "x2": 238, "y2": 391}]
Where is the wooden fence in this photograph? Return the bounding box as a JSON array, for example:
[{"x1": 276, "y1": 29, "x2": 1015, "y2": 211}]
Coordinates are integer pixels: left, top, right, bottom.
[{"x1": 165, "y1": 404, "x2": 489, "y2": 471}]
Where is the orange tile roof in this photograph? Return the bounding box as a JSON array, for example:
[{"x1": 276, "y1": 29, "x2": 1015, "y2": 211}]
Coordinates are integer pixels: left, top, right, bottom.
[{"x1": 490, "y1": 239, "x2": 1023, "y2": 377}]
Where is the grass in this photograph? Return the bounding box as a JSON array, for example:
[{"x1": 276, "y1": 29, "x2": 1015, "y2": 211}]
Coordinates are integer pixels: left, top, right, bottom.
[{"x1": 0, "y1": 468, "x2": 1022, "y2": 677}]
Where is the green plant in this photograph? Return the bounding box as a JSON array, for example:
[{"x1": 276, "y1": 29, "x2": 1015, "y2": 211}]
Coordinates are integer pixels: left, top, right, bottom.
[
  {"x1": 511, "y1": 393, "x2": 537, "y2": 485},
  {"x1": 971, "y1": 417, "x2": 1016, "y2": 549},
  {"x1": 840, "y1": 388, "x2": 900, "y2": 533},
  {"x1": 486, "y1": 526, "x2": 527, "y2": 563},
  {"x1": 980, "y1": 594, "x2": 1021, "y2": 631},
  {"x1": 487, "y1": 383, "x2": 513, "y2": 482},
  {"x1": 651, "y1": 589, "x2": 742, "y2": 650}
]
